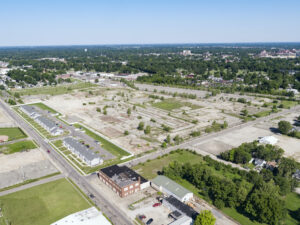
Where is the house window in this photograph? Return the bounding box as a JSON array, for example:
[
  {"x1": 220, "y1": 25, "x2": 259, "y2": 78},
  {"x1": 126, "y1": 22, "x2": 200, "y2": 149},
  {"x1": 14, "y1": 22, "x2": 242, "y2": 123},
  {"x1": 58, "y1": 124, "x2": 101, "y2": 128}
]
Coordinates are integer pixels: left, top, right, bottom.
[
  {"x1": 130, "y1": 185, "x2": 133, "y2": 189},
  {"x1": 135, "y1": 183, "x2": 139, "y2": 186},
  {"x1": 124, "y1": 187, "x2": 128, "y2": 191}
]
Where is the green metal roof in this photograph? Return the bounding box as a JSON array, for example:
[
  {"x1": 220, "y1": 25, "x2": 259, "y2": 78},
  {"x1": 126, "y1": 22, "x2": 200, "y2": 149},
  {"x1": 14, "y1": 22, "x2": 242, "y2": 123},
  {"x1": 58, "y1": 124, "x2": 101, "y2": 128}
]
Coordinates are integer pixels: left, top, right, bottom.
[{"x1": 151, "y1": 175, "x2": 191, "y2": 199}]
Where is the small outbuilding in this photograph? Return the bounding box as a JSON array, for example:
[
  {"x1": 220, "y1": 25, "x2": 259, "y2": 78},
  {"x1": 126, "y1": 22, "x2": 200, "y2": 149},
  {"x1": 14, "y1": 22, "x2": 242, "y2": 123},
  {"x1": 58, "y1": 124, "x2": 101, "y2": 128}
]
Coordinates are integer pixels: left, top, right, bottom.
[{"x1": 259, "y1": 136, "x2": 278, "y2": 145}]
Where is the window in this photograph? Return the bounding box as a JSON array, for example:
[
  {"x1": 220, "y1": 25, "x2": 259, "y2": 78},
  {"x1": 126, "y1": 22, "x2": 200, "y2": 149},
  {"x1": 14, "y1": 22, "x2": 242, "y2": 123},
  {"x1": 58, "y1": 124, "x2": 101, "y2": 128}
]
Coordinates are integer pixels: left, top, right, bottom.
[
  {"x1": 135, "y1": 183, "x2": 139, "y2": 186},
  {"x1": 124, "y1": 187, "x2": 128, "y2": 191},
  {"x1": 130, "y1": 185, "x2": 133, "y2": 189}
]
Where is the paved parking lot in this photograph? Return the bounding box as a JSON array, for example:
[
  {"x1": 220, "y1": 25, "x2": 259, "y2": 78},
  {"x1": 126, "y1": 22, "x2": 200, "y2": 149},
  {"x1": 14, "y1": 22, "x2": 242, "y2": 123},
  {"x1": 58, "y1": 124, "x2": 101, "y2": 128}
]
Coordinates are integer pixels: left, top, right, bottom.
[{"x1": 88, "y1": 176, "x2": 174, "y2": 224}]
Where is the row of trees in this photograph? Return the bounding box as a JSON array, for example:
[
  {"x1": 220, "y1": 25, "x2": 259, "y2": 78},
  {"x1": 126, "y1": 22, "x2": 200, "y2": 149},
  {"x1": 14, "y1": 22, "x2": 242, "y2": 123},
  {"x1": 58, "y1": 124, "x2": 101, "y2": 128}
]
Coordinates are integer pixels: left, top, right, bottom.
[{"x1": 220, "y1": 141, "x2": 284, "y2": 163}]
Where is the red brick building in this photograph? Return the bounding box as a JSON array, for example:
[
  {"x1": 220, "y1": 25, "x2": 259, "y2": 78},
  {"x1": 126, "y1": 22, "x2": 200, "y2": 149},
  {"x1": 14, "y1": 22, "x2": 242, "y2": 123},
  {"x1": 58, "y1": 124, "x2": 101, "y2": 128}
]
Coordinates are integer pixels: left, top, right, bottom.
[{"x1": 98, "y1": 165, "x2": 149, "y2": 197}]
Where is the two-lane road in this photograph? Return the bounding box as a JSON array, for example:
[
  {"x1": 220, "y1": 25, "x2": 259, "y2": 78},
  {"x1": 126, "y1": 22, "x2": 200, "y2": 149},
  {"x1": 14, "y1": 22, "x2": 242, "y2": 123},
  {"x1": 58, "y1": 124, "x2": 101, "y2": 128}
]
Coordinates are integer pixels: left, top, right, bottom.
[{"x1": 0, "y1": 100, "x2": 133, "y2": 225}]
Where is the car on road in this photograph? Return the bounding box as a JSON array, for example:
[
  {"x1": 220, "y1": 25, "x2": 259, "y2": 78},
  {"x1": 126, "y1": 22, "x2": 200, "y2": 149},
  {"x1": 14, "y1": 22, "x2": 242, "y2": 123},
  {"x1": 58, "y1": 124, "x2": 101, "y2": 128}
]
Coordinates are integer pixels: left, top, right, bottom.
[
  {"x1": 89, "y1": 193, "x2": 95, "y2": 198},
  {"x1": 146, "y1": 218, "x2": 153, "y2": 225},
  {"x1": 138, "y1": 215, "x2": 146, "y2": 220},
  {"x1": 47, "y1": 150, "x2": 50, "y2": 153},
  {"x1": 152, "y1": 203, "x2": 161, "y2": 207}
]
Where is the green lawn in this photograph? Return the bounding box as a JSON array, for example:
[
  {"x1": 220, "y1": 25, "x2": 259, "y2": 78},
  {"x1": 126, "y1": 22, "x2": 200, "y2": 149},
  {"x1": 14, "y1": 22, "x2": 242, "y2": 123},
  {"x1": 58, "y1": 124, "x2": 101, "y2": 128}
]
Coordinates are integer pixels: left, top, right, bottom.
[
  {"x1": 152, "y1": 98, "x2": 201, "y2": 111},
  {"x1": 12, "y1": 82, "x2": 97, "y2": 96},
  {"x1": 73, "y1": 123, "x2": 130, "y2": 157},
  {"x1": 0, "y1": 140, "x2": 37, "y2": 154},
  {"x1": 0, "y1": 178, "x2": 91, "y2": 225},
  {"x1": 283, "y1": 192, "x2": 300, "y2": 225},
  {"x1": 0, "y1": 127, "x2": 27, "y2": 141},
  {"x1": 253, "y1": 110, "x2": 272, "y2": 118},
  {"x1": 132, "y1": 150, "x2": 204, "y2": 179},
  {"x1": 29, "y1": 102, "x2": 60, "y2": 114},
  {"x1": 222, "y1": 208, "x2": 265, "y2": 225},
  {"x1": 280, "y1": 100, "x2": 298, "y2": 109}
]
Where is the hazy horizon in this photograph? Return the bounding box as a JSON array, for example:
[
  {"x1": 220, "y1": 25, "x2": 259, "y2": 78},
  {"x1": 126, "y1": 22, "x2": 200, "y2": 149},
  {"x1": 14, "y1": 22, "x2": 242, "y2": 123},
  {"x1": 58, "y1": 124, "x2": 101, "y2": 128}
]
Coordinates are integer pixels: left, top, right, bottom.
[{"x1": 1, "y1": 0, "x2": 300, "y2": 46}]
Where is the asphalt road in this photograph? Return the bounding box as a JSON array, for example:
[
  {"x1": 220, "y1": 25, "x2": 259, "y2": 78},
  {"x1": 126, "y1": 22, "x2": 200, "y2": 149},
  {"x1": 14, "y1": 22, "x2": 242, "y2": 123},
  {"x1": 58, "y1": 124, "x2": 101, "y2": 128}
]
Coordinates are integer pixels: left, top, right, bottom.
[
  {"x1": 0, "y1": 99, "x2": 133, "y2": 225},
  {"x1": 0, "y1": 174, "x2": 65, "y2": 197}
]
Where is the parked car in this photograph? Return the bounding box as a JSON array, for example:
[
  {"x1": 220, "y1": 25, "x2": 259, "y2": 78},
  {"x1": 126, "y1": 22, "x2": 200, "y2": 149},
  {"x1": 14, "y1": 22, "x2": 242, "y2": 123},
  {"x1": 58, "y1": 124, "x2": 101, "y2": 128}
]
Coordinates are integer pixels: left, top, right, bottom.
[
  {"x1": 152, "y1": 203, "x2": 161, "y2": 207},
  {"x1": 138, "y1": 215, "x2": 146, "y2": 220},
  {"x1": 146, "y1": 218, "x2": 153, "y2": 225},
  {"x1": 47, "y1": 150, "x2": 50, "y2": 153}
]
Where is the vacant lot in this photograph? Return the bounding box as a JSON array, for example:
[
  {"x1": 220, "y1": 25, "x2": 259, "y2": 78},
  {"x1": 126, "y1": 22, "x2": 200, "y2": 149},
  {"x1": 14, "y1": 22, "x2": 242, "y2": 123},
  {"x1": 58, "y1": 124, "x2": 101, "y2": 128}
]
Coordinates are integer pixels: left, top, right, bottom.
[
  {"x1": 0, "y1": 140, "x2": 37, "y2": 154},
  {"x1": 0, "y1": 127, "x2": 27, "y2": 141},
  {"x1": 152, "y1": 98, "x2": 201, "y2": 111},
  {"x1": 133, "y1": 150, "x2": 204, "y2": 179},
  {"x1": 13, "y1": 82, "x2": 96, "y2": 96},
  {"x1": 0, "y1": 178, "x2": 91, "y2": 225}
]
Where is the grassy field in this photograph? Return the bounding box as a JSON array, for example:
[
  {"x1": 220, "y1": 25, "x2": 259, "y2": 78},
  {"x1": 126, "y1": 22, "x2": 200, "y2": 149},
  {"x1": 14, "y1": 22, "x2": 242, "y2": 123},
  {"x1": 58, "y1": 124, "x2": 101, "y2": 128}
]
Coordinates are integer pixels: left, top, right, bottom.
[
  {"x1": 0, "y1": 178, "x2": 91, "y2": 225},
  {"x1": 152, "y1": 98, "x2": 201, "y2": 111},
  {"x1": 132, "y1": 150, "x2": 204, "y2": 179},
  {"x1": 280, "y1": 100, "x2": 298, "y2": 109},
  {"x1": 73, "y1": 123, "x2": 130, "y2": 157},
  {"x1": 0, "y1": 140, "x2": 37, "y2": 154},
  {"x1": 12, "y1": 82, "x2": 97, "y2": 96},
  {"x1": 29, "y1": 102, "x2": 60, "y2": 114},
  {"x1": 0, "y1": 127, "x2": 27, "y2": 141},
  {"x1": 253, "y1": 110, "x2": 272, "y2": 118},
  {"x1": 284, "y1": 192, "x2": 300, "y2": 225}
]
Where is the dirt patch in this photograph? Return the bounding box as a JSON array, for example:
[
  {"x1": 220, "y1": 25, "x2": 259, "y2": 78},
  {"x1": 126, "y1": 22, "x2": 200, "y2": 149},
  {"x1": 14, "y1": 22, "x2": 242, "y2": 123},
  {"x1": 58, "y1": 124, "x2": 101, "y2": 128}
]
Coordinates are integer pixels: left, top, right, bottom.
[
  {"x1": 101, "y1": 126, "x2": 123, "y2": 138},
  {"x1": 101, "y1": 116, "x2": 121, "y2": 123},
  {"x1": 0, "y1": 135, "x2": 9, "y2": 142},
  {"x1": 196, "y1": 140, "x2": 234, "y2": 155}
]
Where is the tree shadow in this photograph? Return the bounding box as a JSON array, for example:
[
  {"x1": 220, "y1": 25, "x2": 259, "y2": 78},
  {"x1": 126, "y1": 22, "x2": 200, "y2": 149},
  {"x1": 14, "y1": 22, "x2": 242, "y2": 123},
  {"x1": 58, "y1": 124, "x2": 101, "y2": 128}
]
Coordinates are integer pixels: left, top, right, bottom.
[
  {"x1": 288, "y1": 209, "x2": 300, "y2": 224},
  {"x1": 269, "y1": 127, "x2": 280, "y2": 134}
]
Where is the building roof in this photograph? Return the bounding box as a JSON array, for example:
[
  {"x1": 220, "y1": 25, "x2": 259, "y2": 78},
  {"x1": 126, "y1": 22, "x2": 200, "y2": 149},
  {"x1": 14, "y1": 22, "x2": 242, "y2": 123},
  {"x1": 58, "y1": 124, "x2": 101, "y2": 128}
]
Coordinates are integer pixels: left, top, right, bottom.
[
  {"x1": 254, "y1": 158, "x2": 266, "y2": 166},
  {"x1": 100, "y1": 165, "x2": 148, "y2": 187},
  {"x1": 164, "y1": 196, "x2": 198, "y2": 220},
  {"x1": 169, "y1": 216, "x2": 192, "y2": 225},
  {"x1": 36, "y1": 116, "x2": 57, "y2": 130},
  {"x1": 64, "y1": 137, "x2": 101, "y2": 162},
  {"x1": 51, "y1": 207, "x2": 111, "y2": 225},
  {"x1": 259, "y1": 136, "x2": 278, "y2": 145},
  {"x1": 20, "y1": 105, "x2": 36, "y2": 115},
  {"x1": 152, "y1": 175, "x2": 192, "y2": 200}
]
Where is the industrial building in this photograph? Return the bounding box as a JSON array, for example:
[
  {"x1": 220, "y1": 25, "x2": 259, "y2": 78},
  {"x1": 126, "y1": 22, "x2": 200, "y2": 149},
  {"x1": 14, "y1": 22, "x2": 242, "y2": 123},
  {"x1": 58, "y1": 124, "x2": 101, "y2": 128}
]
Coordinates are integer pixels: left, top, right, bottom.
[
  {"x1": 99, "y1": 165, "x2": 149, "y2": 197},
  {"x1": 163, "y1": 195, "x2": 198, "y2": 220},
  {"x1": 51, "y1": 207, "x2": 111, "y2": 225},
  {"x1": 151, "y1": 175, "x2": 193, "y2": 202},
  {"x1": 63, "y1": 137, "x2": 103, "y2": 167}
]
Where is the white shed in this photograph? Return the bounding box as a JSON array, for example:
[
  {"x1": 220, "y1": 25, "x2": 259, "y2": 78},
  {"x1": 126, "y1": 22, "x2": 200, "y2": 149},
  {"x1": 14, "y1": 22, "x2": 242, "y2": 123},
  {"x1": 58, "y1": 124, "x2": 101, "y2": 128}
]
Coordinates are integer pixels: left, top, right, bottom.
[
  {"x1": 151, "y1": 175, "x2": 193, "y2": 202},
  {"x1": 259, "y1": 136, "x2": 278, "y2": 145}
]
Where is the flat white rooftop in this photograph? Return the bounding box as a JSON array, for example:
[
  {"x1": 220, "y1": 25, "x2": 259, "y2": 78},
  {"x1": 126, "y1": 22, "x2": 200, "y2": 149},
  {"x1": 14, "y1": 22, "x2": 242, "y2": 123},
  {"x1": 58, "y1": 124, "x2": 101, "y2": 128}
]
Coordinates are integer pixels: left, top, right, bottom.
[{"x1": 51, "y1": 207, "x2": 111, "y2": 225}]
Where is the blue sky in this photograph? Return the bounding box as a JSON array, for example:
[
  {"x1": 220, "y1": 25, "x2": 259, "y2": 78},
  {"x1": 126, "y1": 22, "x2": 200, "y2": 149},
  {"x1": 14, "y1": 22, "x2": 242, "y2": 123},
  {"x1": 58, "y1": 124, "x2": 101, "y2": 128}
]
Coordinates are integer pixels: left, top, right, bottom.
[{"x1": 1, "y1": 0, "x2": 299, "y2": 46}]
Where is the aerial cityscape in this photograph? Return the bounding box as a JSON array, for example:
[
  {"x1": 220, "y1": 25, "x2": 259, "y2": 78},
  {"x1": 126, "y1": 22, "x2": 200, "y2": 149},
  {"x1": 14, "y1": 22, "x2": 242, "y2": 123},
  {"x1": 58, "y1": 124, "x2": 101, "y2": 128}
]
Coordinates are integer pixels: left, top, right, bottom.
[{"x1": 0, "y1": 1, "x2": 299, "y2": 225}]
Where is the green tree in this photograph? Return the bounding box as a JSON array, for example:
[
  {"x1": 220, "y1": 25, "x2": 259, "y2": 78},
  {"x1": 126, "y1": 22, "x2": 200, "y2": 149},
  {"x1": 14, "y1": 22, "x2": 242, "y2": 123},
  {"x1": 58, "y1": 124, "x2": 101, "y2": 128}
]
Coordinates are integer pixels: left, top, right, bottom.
[
  {"x1": 137, "y1": 122, "x2": 144, "y2": 130},
  {"x1": 278, "y1": 121, "x2": 292, "y2": 134},
  {"x1": 144, "y1": 125, "x2": 151, "y2": 134},
  {"x1": 194, "y1": 210, "x2": 216, "y2": 225},
  {"x1": 127, "y1": 108, "x2": 131, "y2": 116}
]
